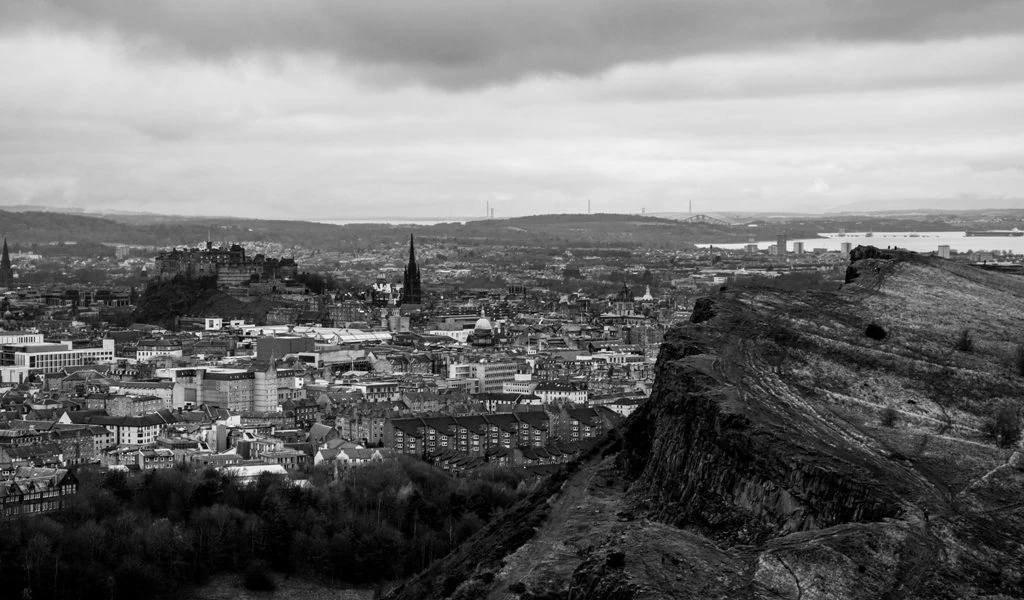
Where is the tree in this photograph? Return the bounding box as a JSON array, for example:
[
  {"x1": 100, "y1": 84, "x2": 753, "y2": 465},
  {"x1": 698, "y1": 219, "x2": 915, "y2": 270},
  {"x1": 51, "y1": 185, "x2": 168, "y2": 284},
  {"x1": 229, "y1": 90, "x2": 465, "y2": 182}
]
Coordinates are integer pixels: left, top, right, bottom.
[
  {"x1": 243, "y1": 560, "x2": 277, "y2": 591},
  {"x1": 954, "y1": 328, "x2": 974, "y2": 352},
  {"x1": 864, "y1": 323, "x2": 887, "y2": 341},
  {"x1": 880, "y1": 406, "x2": 899, "y2": 427},
  {"x1": 983, "y1": 404, "x2": 1021, "y2": 448},
  {"x1": 294, "y1": 272, "x2": 336, "y2": 294}
]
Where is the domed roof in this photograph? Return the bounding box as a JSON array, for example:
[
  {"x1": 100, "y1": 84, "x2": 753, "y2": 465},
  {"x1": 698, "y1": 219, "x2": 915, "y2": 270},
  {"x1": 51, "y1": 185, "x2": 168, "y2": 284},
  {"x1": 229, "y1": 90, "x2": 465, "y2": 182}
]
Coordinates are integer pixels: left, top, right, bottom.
[{"x1": 475, "y1": 317, "x2": 493, "y2": 331}]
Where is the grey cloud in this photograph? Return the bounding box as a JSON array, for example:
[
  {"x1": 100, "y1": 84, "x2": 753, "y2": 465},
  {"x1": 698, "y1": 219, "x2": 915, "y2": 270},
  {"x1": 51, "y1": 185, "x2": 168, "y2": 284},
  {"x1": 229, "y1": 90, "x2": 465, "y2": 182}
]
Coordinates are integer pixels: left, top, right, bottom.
[{"x1": 2, "y1": 0, "x2": 1023, "y2": 87}]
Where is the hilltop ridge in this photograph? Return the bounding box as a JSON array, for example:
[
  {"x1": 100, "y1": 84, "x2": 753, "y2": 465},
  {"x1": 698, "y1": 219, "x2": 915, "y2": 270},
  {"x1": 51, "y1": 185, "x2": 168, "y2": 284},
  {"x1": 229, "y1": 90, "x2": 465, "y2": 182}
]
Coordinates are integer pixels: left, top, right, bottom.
[{"x1": 387, "y1": 247, "x2": 1024, "y2": 600}]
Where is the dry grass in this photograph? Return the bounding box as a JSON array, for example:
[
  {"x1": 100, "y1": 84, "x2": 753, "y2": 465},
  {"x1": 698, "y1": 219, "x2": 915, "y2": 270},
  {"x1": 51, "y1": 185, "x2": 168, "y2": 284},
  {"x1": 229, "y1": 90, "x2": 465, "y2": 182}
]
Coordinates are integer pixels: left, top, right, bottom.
[{"x1": 184, "y1": 575, "x2": 375, "y2": 600}]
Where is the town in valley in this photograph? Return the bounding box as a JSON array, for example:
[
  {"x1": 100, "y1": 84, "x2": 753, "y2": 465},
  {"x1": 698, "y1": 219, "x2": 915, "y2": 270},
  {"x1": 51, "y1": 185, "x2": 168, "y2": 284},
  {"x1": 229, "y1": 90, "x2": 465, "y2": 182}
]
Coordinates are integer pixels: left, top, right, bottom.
[{"x1": 2, "y1": 210, "x2": 1022, "y2": 517}]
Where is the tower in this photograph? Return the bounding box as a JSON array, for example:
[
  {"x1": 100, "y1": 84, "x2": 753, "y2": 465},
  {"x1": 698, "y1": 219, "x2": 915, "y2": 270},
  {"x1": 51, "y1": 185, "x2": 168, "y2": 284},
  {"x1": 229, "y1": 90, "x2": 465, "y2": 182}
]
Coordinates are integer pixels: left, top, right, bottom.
[
  {"x1": 401, "y1": 234, "x2": 423, "y2": 305},
  {"x1": 776, "y1": 234, "x2": 787, "y2": 256},
  {"x1": 0, "y1": 238, "x2": 13, "y2": 287}
]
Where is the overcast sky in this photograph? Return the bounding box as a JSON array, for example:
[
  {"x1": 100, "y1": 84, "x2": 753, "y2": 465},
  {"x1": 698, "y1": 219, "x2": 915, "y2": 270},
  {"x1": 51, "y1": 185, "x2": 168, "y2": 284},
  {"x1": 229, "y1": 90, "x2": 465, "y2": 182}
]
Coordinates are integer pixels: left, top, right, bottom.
[{"x1": 1, "y1": 1, "x2": 1022, "y2": 220}]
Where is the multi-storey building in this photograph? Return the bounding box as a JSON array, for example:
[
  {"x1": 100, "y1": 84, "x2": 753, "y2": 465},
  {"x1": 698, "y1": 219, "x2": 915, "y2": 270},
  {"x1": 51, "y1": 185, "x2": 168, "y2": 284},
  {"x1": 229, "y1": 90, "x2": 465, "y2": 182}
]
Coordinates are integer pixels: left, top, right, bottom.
[
  {"x1": 136, "y1": 339, "x2": 183, "y2": 361},
  {"x1": 202, "y1": 370, "x2": 255, "y2": 412},
  {"x1": 420, "y1": 416, "x2": 457, "y2": 455},
  {"x1": 336, "y1": 403, "x2": 404, "y2": 446},
  {"x1": 555, "y1": 406, "x2": 620, "y2": 443},
  {"x1": 515, "y1": 411, "x2": 550, "y2": 448},
  {"x1": 388, "y1": 418, "x2": 425, "y2": 456},
  {"x1": 484, "y1": 413, "x2": 520, "y2": 450},
  {"x1": 502, "y1": 373, "x2": 538, "y2": 395},
  {"x1": 159, "y1": 363, "x2": 295, "y2": 412},
  {"x1": 84, "y1": 393, "x2": 171, "y2": 417},
  {"x1": 343, "y1": 380, "x2": 401, "y2": 402},
  {"x1": 1, "y1": 339, "x2": 115, "y2": 373},
  {"x1": 448, "y1": 360, "x2": 518, "y2": 394},
  {"x1": 65, "y1": 410, "x2": 178, "y2": 447},
  {"x1": 0, "y1": 332, "x2": 43, "y2": 345},
  {"x1": 0, "y1": 467, "x2": 77, "y2": 519},
  {"x1": 534, "y1": 380, "x2": 588, "y2": 405},
  {"x1": 453, "y1": 415, "x2": 490, "y2": 456},
  {"x1": 384, "y1": 411, "x2": 554, "y2": 456}
]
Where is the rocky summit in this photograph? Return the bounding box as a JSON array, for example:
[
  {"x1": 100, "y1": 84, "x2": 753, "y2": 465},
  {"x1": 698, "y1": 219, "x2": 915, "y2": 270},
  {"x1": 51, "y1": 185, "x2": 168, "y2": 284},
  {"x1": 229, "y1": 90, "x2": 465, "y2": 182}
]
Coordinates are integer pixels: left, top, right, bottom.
[{"x1": 387, "y1": 247, "x2": 1024, "y2": 600}]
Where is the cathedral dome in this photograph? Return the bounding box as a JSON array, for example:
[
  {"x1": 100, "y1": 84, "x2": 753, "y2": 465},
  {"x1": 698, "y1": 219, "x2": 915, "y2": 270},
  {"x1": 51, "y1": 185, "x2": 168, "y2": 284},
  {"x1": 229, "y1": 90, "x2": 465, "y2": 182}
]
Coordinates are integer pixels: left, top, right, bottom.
[{"x1": 474, "y1": 317, "x2": 493, "y2": 331}]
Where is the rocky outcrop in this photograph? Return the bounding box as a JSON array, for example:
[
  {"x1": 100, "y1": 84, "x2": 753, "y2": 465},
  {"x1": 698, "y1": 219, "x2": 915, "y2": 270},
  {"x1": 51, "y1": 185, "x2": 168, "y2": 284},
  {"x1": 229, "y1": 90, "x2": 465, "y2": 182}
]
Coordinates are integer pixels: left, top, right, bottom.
[
  {"x1": 620, "y1": 328, "x2": 903, "y2": 543},
  {"x1": 689, "y1": 297, "x2": 719, "y2": 323}
]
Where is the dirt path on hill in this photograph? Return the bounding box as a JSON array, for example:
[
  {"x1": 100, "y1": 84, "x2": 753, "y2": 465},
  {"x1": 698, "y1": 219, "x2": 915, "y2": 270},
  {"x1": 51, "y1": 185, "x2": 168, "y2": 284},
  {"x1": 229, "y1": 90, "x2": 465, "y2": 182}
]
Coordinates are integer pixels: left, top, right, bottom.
[{"x1": 492, "y1": 458, "x2": 621, "y2": 599}]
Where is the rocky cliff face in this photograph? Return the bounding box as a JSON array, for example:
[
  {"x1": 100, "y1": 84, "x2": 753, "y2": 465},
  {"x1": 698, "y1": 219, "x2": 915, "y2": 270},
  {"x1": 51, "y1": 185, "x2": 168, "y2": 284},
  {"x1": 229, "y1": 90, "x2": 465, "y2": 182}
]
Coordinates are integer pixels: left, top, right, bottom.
[{"x1": 388, "y1": 247, "x2": 1024, "y2": 600}]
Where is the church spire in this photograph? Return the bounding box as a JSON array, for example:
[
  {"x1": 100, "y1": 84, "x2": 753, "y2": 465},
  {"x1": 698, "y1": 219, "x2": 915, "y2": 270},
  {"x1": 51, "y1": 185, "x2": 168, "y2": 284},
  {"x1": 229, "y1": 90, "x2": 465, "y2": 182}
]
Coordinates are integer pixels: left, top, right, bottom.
[
  {"x1": 401, "y1": 233, "x2": 423, "y2": 305},
  {"x1": 0, "y1": 238, "x2": 12, "y2": 288}
]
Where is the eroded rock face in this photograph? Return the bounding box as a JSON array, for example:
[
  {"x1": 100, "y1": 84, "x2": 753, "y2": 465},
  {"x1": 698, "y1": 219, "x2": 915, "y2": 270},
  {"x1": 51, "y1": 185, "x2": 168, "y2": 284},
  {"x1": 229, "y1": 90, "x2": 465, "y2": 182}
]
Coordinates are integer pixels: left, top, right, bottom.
[
  {"x1": 844, "y1": 244, "x2": 924, "y2": 283},
  {"x1": 621, "y1": 320, "x2": 904, "y2": 545}
]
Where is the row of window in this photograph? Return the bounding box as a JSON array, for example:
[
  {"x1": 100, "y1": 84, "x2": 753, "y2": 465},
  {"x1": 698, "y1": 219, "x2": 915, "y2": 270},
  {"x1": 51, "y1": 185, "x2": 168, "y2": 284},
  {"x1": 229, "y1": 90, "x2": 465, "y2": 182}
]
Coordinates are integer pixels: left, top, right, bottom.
[{"x1": 2, "y1": 500, "x2": 63, "y2": 516}]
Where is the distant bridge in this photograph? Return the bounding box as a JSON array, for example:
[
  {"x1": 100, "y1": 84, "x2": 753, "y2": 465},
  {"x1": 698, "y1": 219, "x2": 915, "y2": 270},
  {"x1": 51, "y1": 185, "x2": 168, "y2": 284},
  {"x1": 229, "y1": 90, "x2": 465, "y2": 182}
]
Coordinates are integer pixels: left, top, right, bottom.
[{"x1": 680, "y1": 214, "x2": 733, "y2": 227}]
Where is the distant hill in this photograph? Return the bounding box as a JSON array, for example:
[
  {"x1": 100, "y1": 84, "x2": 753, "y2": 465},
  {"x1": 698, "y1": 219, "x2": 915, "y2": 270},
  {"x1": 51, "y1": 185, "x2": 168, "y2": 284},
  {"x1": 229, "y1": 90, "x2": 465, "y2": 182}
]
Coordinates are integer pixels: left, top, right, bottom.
[
  {"x1": 5, "y1": 207, "x2": 1023, "y2": 251},
  {"x1": 0, "y1": 209, "x2": 413, "y2": 250},
  {"x1": 491, "y1": 213, "x2": 679, "y2": 225},
  {"x1": 0, "y1": 209, "x2": 715, "y2": 250}
]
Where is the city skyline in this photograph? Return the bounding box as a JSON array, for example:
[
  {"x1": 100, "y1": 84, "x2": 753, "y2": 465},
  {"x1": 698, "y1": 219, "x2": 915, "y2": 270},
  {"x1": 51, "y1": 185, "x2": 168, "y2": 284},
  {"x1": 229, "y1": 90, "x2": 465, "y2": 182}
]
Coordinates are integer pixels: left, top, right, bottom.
[{"x1": 1, "y1": 1, "x2": 1022, "y2": 219}]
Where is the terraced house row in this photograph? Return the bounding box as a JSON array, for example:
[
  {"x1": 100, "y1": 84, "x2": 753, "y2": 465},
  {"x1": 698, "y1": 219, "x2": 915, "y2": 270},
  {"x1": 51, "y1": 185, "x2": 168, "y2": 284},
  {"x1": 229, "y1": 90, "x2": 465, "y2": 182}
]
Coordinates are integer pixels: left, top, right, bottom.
[{"x1": 384, "y1": 406, "x2": 620, "y2": 457}]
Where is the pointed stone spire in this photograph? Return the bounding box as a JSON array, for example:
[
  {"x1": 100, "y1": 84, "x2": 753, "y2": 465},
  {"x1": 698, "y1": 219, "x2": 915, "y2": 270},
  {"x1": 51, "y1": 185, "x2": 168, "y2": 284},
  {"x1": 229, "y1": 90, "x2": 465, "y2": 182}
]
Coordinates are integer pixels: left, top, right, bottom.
[
  {"x1": 0, "y1": 237, "x2": 13, "y2": 287},
  {"x1": 401, "y1": 233, "x2": 422, "y2": 304}
]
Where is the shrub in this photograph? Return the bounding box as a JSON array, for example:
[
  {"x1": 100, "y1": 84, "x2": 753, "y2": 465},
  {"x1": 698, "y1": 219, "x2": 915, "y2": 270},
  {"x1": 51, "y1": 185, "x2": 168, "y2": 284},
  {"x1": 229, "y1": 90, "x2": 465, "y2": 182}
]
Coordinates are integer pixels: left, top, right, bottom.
[
  {"x1": 935, "y1": 406, "x2": 953, "y2": 435},
  {"x1": 955, "y1": 329, "x2": 974, "y2": 352},
  {"x1": 1016, "y1": 344, "x2": 1024, "y2": 377},
  {"x1": 880, "y1": 406, "x2": 899, "y2": 427},
  {"x1": 243, "y1": 560, "x2": 277, "y2": 592},
  {"x1": 509, "y1": 582, "x2": 527, "y2": 594},
  {"x1": 607, "y1": 551, "x2": 627, "y2": 569},
  {"x1": 983, "y1": 405, "x2": 1022, "y2": 448},
  {"x1": 864, "y1": 323, "x2": 887, "y2": 340},
  {"x1": 450, "y1": 578, "x2": 491, "y2": 600}
]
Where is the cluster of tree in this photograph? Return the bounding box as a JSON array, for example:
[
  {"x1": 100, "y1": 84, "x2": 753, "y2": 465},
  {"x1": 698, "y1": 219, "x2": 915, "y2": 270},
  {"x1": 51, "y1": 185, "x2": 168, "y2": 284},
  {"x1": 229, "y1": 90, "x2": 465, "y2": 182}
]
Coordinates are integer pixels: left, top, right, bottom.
[
  {"x1": 0, "y1": 459, "x2": 531, "y2": 600},
  {"x1": 293, "y1": 271, "x2": 339, "y2": 295},
  {"x1": 730, "y1": 270, "x2": 842, "y2": 292},
  {"x1": 131, "y1": 275, "x2": 221, "y2": 329}
]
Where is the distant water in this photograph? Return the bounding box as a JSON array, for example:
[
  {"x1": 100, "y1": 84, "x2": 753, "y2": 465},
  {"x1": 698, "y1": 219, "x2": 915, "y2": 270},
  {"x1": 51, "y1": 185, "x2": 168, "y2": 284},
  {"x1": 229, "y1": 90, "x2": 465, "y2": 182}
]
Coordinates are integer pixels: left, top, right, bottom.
[{"x1": 702, "y1": 231, "x2": 1024, "y2": 254}]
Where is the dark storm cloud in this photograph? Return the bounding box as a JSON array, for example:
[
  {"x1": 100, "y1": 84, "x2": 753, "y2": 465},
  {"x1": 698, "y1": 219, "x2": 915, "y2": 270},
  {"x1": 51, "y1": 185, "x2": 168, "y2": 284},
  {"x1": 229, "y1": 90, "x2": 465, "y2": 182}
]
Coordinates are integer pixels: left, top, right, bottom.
[{"x1": 3, "y1": 0, "x2": 1023, "y2": 87}]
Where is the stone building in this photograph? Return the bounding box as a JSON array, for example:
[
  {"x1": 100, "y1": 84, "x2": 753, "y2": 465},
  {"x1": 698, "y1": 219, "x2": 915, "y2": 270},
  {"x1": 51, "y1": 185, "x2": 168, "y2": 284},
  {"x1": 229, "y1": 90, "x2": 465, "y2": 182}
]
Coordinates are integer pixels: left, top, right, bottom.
[{"x1": 155, "y1": 242, "x2": 297, "y2": 289}]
